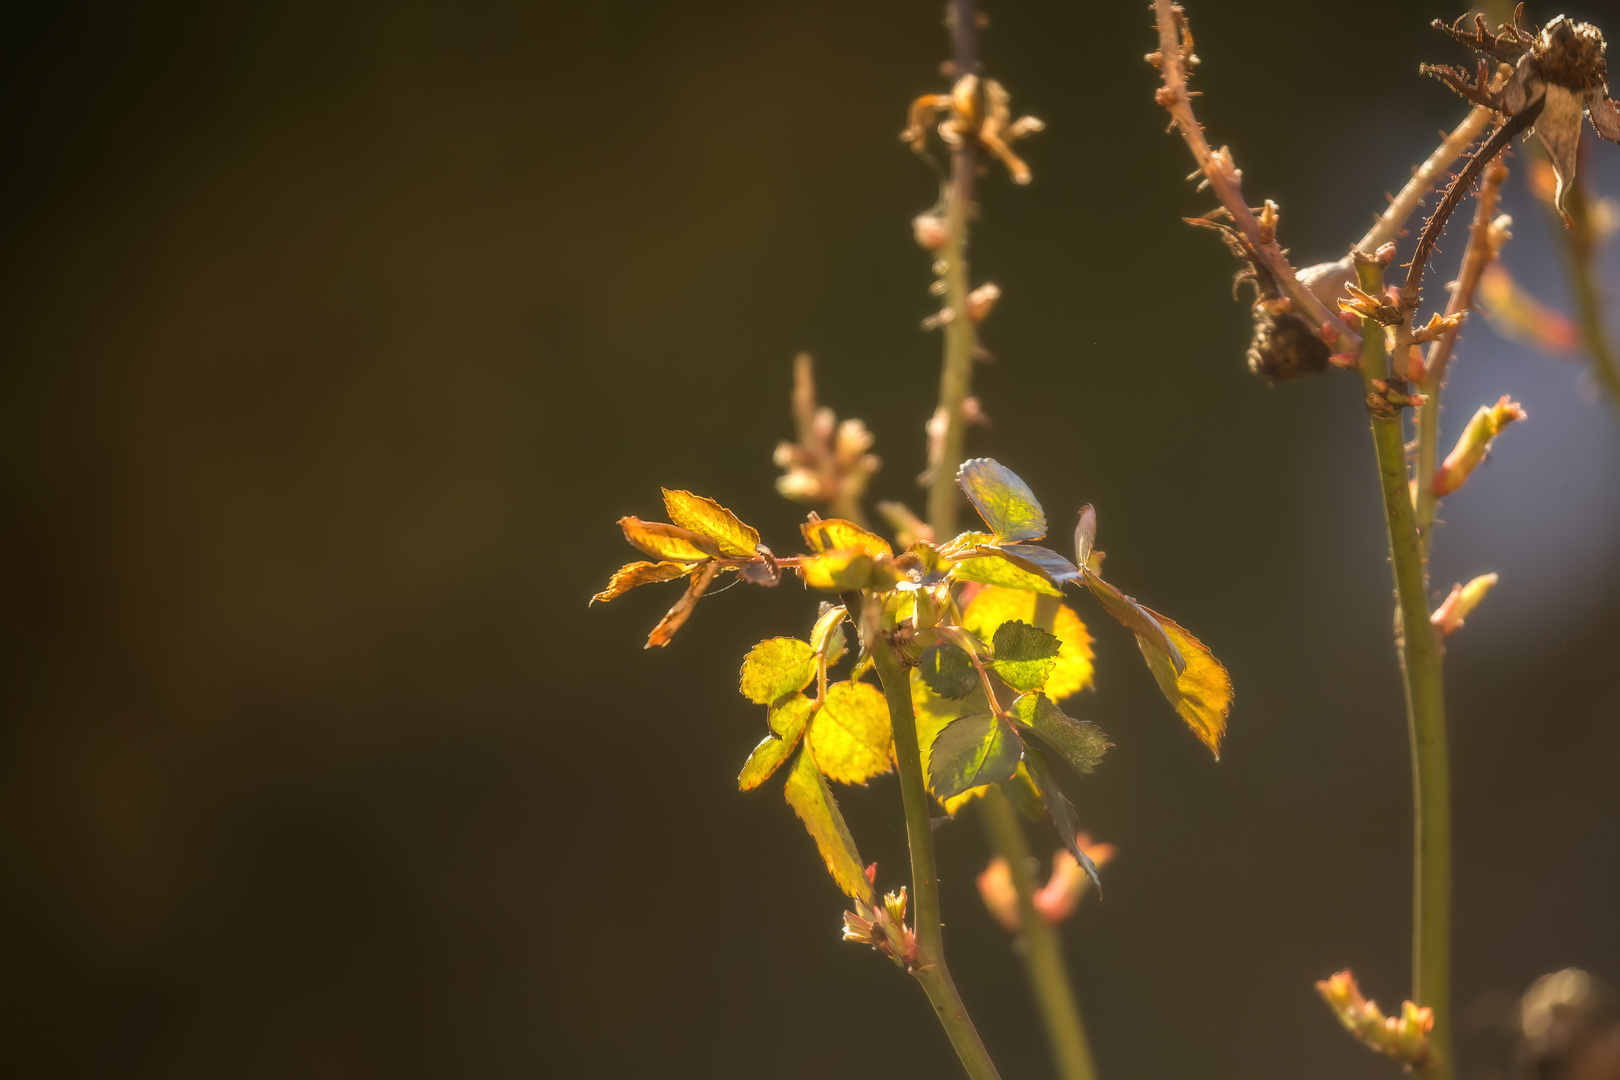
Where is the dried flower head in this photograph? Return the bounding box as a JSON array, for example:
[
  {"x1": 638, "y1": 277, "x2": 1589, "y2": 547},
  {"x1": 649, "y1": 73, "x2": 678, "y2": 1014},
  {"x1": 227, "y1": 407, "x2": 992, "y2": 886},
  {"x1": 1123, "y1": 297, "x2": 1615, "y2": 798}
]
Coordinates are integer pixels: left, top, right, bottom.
[
  {"x1": 902, "y1": 74, "x2": 1044, "y2": 184},
  {"x1": 1424, "y1": 7, "x2": 1620, "y2": 216}
]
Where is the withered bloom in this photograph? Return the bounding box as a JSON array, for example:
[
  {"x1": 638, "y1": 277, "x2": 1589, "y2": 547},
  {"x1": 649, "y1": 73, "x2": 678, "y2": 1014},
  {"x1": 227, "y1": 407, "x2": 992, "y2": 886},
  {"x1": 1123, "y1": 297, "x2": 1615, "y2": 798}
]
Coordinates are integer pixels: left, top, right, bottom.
[{"x1": 1424, "y1": 8, "x2": 1620, "y2": 216}]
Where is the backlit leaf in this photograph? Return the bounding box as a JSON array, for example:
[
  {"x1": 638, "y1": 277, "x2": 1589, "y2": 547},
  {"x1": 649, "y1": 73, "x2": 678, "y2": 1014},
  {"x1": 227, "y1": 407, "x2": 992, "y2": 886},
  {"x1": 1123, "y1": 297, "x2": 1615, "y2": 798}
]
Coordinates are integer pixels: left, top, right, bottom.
[
  {"x1": 1010, "y1": 693, "x2": 1110, "y2": 776},
  {"x1": 994, "y1": 544, "x2": 1082, "y2": 588},
  {"x1": 957, "y1": 458, "x2": 1047, "y2": 543},
  {"x1": 645, "y1": 561, "x2": 720, "y2": 648},
  {"x1": 1137, "y1": 609, "x2": 1232, "y2": 758},
  {"x1": 739, "y1": 637, "x2": 816, "y2": 704},
  {"x1": 1083, "y1": 570, "x2": 1185, "y2": 676},
  {"x1": 918, "y1": 642, "x2": 979, "y2": 699},
  {"x1": 739, "y1": 693, "x2": 816, "y2": 791},
  {"x1": 810, "y1": 605, "x2": 848, "y2": 664},
  {"x1": 937, "y1": 530, "x2": 997, "y2": 558},
  {"x1": 990, "y1": 620, "x2": 1061, "y2": 692},
  {"x1": 1023, "y1": 746, "x2": 1101, "y2": 891},
  {"x1": 801, "y1": 518, "x2": 894, "y2": 559},
  {"x1": 928, "y1": 713, "x2": 1023, "y2": 800},
  {"x1": 911, "y1": 671, "x2": 993, "y2": 812},
  {"x1": 592, "y1": 560, "x2": 692, "y2": 604},
  {"x1": 796, "y1": 550, "x2": 904, "y2": 592},
  {"x1": 783, "y1": 746, "x2": 872, "y2": 902},
  {"x1": 998, "y1": 762, "x2": 1046, "y2": 822},
  {"x1": 962, "y1": 586, "x2": 1094, "y2": 700},
  {"x1": 950, "y1": 553, "x2": 1063, "y2": 596},
  {"x1": 617, "y1": 517, "x2": 719, "y2": 562},
  {"x1": 662, "y1": 488, "x2": 761, "y2": 557},
  {"x1": 809, "y1": 681, "x2": 893, "y2": 785}
]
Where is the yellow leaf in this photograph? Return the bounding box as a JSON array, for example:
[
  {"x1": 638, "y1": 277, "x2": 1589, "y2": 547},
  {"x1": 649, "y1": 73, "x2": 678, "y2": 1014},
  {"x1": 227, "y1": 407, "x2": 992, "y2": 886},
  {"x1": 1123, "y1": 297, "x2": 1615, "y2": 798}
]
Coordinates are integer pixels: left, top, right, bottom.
[
  {"x1": 963, "y1": 586, "x2": 1095, "y2": 701},
  {"x1": 809, "y1": 681, "x2": 893, "y2": 785},
  {"x1": 911, "y1": 670, "x2": 994, "y2": 812},
  {"x1": 661, "y1": 488, "x2": 761, "y2": 557},
  {"x1": 950, "y1": 553, "x2": 1063, "y2": 596},
  {"x1": 800, "y1": 517, "x2": 894, "y2": 559},
  {"x1": 739, "y1": 638, "x2": 816, "y2": 705},
  {"x1": 592, "y1": 560, "x2": 692, "y2": 604},
  {"x1": 1137, "y1": 609, "x2": 1231, "y2": 758},
  {"x1": 645, "y1": 561, "x2": 720, "y2": 648},
  {"x1": 796, "y1": 550, "x2": 903, "y2": 592},
  {"x1": 784, "y1": 746, "x2": 872, "y2": 902},
  {"x1": 739, "y1": 693, "x2": 815, "y2": 791},
  {"x1": 617, "y1": 516, "x2": 718, "y2": 562},
  {"x1": 809, "y1": 605, "x2": 848, "y2": 661},
  {"x1": 936, "y1": 530, "x2": 996, "y2": 558}
]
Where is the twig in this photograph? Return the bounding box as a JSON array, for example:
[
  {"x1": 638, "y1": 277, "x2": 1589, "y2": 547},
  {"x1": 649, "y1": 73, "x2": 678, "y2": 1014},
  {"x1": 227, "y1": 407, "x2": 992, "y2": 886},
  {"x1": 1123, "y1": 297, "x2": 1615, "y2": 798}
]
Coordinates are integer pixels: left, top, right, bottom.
[
  {"x1": 1359, "y1": 107, "x2": 1494, "y2": 254},
  {"x1": 1150, "y1": 0, "x2": 1359, "y2": 354},
  {"x1": 867, "y1": 605, "x2": 1002, "y2": 1080},
  {"x1": 1550, "y1": 167, "x2": 1620, "y2": 411},
  {"x1": 1416, "y1": 159, "x2": 1511, "y2": 557},
  {"x1": 1354, "y1": 258, "x2": 1455, "y2": 1080}
]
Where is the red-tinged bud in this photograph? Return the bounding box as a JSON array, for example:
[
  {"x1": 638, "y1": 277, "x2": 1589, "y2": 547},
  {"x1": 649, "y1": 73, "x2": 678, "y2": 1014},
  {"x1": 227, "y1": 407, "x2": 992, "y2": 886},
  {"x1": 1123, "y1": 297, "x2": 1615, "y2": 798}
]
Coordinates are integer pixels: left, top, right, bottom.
[
  {"x1": 913, "y1": 213, "x2": 948, "y2": 251},
  {"x1": 966, "y1": 283, "x2": 1001, "y2": 323},
  {"x1": 1431, "y1": 396, "x2": 1526, "y2": 496},
  {"x1": 977, "y1": 857, "x2": 1021, "y2": 930},
  {"x1": 1329, "y1": 352, "x2": 1361, "y2": 370},
  {"x1": 1034, "y1": 839, "x2": 1116, "y2": 925},
  {"x1": 1375, "y1": 242, "x2": 1397, "y2": 266},
  {"x1": 1316, "y1": 968, "x2": 1433, "y2": 1068},
  {"x1": 864, "y1": 862, "x2": 878, "y2": 886},
  {"x1": 1431, "y1": 572, "x2": 1499, "y2": 636}
]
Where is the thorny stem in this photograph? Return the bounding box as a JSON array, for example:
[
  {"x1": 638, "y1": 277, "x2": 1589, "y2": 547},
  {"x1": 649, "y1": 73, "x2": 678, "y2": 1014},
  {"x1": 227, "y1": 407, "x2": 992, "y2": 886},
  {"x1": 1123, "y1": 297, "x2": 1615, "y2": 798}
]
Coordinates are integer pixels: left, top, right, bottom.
[
  {"x1": 1358, "y1": 108, "x2": 1494, "y2": 255},
  {"x1": 926, "y1": 0, "x2": 980, "y2": 539},
  {"x1": 1356, "y1": 261, "x2": 1454, "y2": 1080},
  {"x1": 1150, "y1": 0, "x2": 1359, "y2": 355},
  {"x1": 867, "y1": 607, "x2": 1002, "y2": 1080},
  {"x1": 1416, "y1": 160, "x2": 1510, "y2": 559},
  {"x1": 981, "y1": 786, "x2": 1099, "y2": 1080}
]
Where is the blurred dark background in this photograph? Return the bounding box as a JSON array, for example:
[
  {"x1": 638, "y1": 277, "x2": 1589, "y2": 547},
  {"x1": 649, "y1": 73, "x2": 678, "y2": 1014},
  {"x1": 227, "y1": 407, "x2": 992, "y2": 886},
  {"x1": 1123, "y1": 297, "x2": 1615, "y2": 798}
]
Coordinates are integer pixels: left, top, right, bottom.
[{"x1": 2, "y1": 1, "x2": 1616, "y2": 1076}]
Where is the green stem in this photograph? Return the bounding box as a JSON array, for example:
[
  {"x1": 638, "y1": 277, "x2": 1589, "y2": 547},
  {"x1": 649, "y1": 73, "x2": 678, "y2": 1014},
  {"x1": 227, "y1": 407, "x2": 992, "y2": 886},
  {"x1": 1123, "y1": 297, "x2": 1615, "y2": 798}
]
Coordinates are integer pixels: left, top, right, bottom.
[
  {"x1": 926, "y1": 132, "x2": 978, "y2": 537},
  {"x1": 869, "y1": 617, "x2": 1001, "y2": 1080},
  {"x1": 980, "y1": 786, "x2": 1099, "y2": 1080},
  {"x1": 1554, "y1": 180, "x2": 1620, "y2": 412},
  {"x1": 1356, "y1": 262, "x2": 1454, "y2": 1080}
]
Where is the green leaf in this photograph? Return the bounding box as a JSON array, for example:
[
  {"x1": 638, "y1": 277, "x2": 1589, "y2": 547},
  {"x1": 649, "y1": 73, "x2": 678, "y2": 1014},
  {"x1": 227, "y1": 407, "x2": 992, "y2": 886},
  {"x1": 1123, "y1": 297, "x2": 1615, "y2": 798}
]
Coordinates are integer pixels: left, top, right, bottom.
[
  {"x1": 783, "y1": 746, "x2": 872, "y2": 902},
  {"x1": 927, "y1": 713, "x2": 1023, "y2": 801},
  {"x1": 917, "y1": 642, "x2": 979, "y2": 699},
  {"x1": 997, "y1": 762, "x2": 1047, "y2": 822},
  {"x1": 910, "y1": 670, "x2": 993, "y2": 812},
  {"x1": 1083, "y1": 570, "x2": 1185, "y2": 676},
  {"x1": 738, "y1": 693, "x2": 816, "y2": 791},
  {"x1": 950, "y1": 552, "x2": 1063, "y2": 596},
  {"x1": 962, "y1": 586, "x2": 1095, "y2": 700},
  {"x1": 989, "y1": 620, "x2": 1062, "y2": 692},
  {"x1": 1023, "y1": 746, "x2": 1101, "y2": 892},
  {"x1": 957, "y1": 458, "x2": 1047, "y2": 543},
  {"x1": 662, "y1": 488, "x2": 761, "y2": 557},
  {"x1": 1137, "y1": 608, "x2": 1232, "y2": 758},
  {"x1": 809, "y1": 681, "x2": 893, "y2": 784},
  {"x1": 1010, "y1": 693, "x2": 1110, "y2": 776},
  {"x1": 739, "y1": 638, "x2": 816, "y2": 705}
]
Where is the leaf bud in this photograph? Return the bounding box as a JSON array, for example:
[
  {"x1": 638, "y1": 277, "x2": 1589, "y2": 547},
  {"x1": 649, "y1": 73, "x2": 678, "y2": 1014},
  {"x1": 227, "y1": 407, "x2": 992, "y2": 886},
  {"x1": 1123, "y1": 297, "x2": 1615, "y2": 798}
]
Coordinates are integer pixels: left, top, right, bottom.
[
  {"x1": 1431, "y1": 395, "x2": 1526, "y2": 496},
  {"x1": 1430, "y1": 572, "x2": 1499, "y2": 636},
  {"x1": 966, "y1": 283, "x2": 1002, "y2": 323},
  {"x1": 913, "y1": 213, "x2": 948, "y2": 251}
]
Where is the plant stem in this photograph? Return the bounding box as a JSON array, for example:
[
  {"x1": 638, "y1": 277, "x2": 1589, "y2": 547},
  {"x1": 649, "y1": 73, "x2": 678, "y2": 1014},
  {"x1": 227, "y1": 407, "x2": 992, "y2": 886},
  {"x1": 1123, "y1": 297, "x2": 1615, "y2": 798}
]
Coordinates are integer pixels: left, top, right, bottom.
[
  {"x1": 926, "y1": 102, "x2": 978, "y2": 538},
  {"x1": 1552, "y1": 176, "x2": 1620, "y2": 411},
  {"x1": 1416, "y1": 159, "x2": 1510, "y2": 560},
  {"x1": 869, "y1": 611, "x2": 1001, "y2": 1080},
  {"x1": 1356, "y1": 261, "x2": 1454, "y2": 1080},
  {"x1": 981, "y1": 786, "x2": 1099, "y2": 1080}
]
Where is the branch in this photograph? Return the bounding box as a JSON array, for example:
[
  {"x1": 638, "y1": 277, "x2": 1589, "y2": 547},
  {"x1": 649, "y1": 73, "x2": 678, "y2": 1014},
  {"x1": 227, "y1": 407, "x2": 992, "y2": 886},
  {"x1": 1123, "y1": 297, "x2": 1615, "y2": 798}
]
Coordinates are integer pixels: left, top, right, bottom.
[
  {"x1": 1149, "y1": 0, "x2": 1359, "y2": 354},
  {"x1": 1358, "y1": 107, "x2": 1494, "y2": 254}
]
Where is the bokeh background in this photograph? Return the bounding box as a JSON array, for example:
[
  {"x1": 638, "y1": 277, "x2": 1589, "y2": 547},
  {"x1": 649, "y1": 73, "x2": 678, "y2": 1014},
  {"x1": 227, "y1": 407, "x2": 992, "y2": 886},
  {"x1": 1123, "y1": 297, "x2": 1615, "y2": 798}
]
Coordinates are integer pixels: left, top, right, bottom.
[{"x1": 2, "y1": 1, "x2": 1616, "y2": 1076}]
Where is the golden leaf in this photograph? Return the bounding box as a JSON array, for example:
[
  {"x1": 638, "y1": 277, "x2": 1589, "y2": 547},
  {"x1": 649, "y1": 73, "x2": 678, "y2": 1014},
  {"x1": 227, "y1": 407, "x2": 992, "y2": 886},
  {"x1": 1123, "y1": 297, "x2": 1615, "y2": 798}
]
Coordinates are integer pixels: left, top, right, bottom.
[
  {"x1": 739, "y1": 638, "x2": 817, "y2": 705},
  {"x1": 617, "y1": 516, "x2": 719, "y2": 562},
  {"x1": 963, "y1": 586, "x2": 1095, "y2": 700},
  {"x1": 739, "y1": 693, "x2": 816, "y2": 791},
  {"x1": 809, "y1": 681, "x2": 893, "y2": 785},
  {"x1": 784, "y1": 746, "x2": 872, "y2": 902},
  {"x1": 661, "y1": 488, "x2": 761, "y2": 557},
  {"x1": 1137, "y1": 609, "x2": 1231, "y2": 757},
  {"x1": 645, "y1": 561, "x2": 720, "y2": 648},
  {"x1": 796, "y1": 550, "x2": 904, "y2": 592},
  {"x1": 800, "y1": 517, "x2": 894, "y2": 559},
  {"x1": 591, "y1": 560, "x2": 692, "y2": 604}
]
